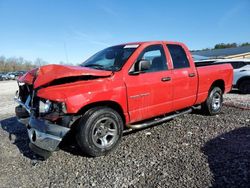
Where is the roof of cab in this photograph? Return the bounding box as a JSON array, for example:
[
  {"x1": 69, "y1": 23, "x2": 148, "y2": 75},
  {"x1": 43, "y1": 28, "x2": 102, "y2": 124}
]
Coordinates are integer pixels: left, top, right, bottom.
[{"x1": 120, "y1": 41, "x2": 183, "y2": 45}]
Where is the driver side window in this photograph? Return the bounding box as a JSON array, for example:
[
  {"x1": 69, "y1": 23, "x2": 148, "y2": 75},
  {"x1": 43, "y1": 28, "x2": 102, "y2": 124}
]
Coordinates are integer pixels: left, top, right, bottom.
[{"x1": 133, "y1": 45, "x2": 168, "y2": 72}]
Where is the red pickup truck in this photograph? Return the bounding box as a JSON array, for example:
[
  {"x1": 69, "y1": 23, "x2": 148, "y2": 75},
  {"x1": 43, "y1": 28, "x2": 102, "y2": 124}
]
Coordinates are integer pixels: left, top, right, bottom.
[{"x1": 15, "y1": 41, "x2": 233, "y2": 157}]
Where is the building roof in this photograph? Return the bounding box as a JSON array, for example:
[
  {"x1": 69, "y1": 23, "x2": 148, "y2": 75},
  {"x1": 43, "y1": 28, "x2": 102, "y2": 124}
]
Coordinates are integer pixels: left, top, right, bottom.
[{"x1": 192, "y1": 45, "x2": 250, "y2": 58}]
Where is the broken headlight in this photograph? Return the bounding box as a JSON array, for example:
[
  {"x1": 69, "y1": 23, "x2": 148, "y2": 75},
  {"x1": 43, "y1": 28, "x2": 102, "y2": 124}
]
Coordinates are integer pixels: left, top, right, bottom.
[
  {"x1": 39, "y1": 99, "x2": 67, "y2": 114},
  {"x1": 39, "y1": 100, "x2": 52, "y2": 113}
]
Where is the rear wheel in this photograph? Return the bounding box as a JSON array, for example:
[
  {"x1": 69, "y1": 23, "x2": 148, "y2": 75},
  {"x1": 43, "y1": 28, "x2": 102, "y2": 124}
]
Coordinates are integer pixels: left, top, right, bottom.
[
  {"x1": 202, "y1": 87, "x2": 223, "y2": 115},
  {"x1": 239, "y1": 80, "x2": 250, "y2": 94},
  {"x1": 76, "y1": 107, "x2": 123, "y2": 157}
]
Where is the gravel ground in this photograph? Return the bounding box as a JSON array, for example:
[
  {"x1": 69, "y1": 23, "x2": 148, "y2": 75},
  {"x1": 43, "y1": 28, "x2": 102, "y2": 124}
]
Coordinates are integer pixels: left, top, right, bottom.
[
  {"x1": 224, "y1": 90, "x2": 250, "y2": 109},
  {"x1": 0, "y1": 81, "x2": 250, "y2": 187}
]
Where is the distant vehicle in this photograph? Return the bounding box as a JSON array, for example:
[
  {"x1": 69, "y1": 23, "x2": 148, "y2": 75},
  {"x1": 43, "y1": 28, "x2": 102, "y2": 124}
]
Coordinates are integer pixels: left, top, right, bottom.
[
  {"x1": 7, "y1": 72, "x2": 16, "y2": 80},
  {"x1": 0, "y1": 74, "x2": 3, "y2": 81},
  {"x1": 16, "y1": 71, "x2": 27, "y2": 77},
  {"x1": 4, "y1": 71, "x2": 26, "y2": 80},
  {"x1": 215, "y1": 59, "x2": 250, "y2": 94},
  {"x1": 0, "y1": 72, "x2": 9, "y2": 80},
  {"x1": 195, "y1": 59, "x2": 250, "y2": 94}
]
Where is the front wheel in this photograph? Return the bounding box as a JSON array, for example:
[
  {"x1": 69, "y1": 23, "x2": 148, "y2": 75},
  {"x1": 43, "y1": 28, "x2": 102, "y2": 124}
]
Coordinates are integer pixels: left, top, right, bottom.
[
  {"x1": 76, "y1": 107, "x2": 123, "y2": 157},
  {"x1": 201, "y1": 87, "x2": 223, "y2": 115}
]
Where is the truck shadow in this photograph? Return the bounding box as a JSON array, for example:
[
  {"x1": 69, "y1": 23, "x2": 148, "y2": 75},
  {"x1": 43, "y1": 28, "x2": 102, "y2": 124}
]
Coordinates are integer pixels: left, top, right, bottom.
[
  {"x1": 59, "y1": 129, "x2": 85, "y2": 156},
  {"x1": 0, "y1": 117, "x2": 47, "y2": 161},
  {"x1": 0, "y1": 117, "x2": 44, "y2": 160},
  {"x1": 59, "y1": 119, "x2": 172, "y2": 157},
  {"x1": 0, "y1": 116, "x2": 84, "y2": 158},
  {"x1": 0, "y1": 116, "x2": 87, "y2": 159},
  {"x1": 0, "y1": 117, "x2": 31, "y2": 157},
  {"x1": 0, "y1": 116, "x2": 163, "y2": 158},
  {"x1": 202, "y1": 127, "x2": 250, "y2": 187}
]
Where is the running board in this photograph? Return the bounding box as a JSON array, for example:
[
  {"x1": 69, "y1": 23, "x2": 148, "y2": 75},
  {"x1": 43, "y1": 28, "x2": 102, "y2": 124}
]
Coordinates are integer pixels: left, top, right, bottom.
[{"x1": 126, "y1": 108, "x2": 192, "y2": 131}]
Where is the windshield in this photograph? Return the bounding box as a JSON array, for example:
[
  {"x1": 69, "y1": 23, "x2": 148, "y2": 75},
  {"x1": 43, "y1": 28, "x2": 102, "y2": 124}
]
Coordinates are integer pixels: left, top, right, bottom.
[{"x1": 80, "y1": 45, "x2": 138, "y2": 71}]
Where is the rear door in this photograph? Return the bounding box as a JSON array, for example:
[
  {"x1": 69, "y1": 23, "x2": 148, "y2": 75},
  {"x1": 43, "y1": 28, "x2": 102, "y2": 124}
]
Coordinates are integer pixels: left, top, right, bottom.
[
  {"x1": 125, "y1": 44, "x2": 173, "y2": 123},
  {"x1": 166, "y1": 44, "x2": 198, "y2": 111}
]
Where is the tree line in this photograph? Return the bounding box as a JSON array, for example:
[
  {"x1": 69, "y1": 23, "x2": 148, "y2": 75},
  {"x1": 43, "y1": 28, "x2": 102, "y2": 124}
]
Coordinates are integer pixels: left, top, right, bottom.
[
  {"x1": 0, "y1": 56, "x2": 49, "y2": 72},
  {"x1": 0, "y1": 56, "x2": 73, "y2": 72},
  {"x1": 196, "y1": 42, "x2": 250, "y2": 51},
  {"x1": 214, "y1": 42, "x2": 250, "y2": 49}
]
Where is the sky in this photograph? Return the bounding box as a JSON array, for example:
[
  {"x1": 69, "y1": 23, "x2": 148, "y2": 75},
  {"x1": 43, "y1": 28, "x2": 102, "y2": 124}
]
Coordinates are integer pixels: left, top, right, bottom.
[{"x1": 0, "y1": 0, "x2": 250, "y2": 64}]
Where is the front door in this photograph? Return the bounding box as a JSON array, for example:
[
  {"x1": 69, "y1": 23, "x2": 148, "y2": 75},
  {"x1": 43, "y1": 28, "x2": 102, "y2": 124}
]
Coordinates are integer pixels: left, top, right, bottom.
[{"x1": 125, "y1": 44, "x2": 173, "y2": 123}]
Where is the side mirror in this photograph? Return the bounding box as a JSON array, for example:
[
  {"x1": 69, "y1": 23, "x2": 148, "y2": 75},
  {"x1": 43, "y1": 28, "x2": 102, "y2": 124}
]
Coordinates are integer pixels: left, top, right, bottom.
[
  {"x1": 139, "y1": 59, "x2": 151, "y2": 71},
  {"x1": 129, "y1": 59, "x2": 151, "y2": 75}
]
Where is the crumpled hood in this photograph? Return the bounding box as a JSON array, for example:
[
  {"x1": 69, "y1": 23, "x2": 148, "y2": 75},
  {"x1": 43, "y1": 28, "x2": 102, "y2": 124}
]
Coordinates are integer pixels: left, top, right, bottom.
[
  {"x1": 18, "y1": 68, "x2": 38, "y2": 85},
  {"x1": 18, "y1": 64, "x2": 112, "y2": 88}
]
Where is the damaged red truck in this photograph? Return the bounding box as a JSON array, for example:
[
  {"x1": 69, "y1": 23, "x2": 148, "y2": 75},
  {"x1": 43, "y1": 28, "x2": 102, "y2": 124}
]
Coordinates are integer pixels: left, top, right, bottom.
[{"x1": 15, "y1": 41, "x2": 233, "y2": 157}]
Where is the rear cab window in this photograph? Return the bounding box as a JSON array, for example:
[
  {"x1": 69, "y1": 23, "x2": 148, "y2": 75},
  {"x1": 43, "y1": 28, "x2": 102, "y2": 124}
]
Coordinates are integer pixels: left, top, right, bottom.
[{"x1": 167, "y1": 44, "x2": 190, "y2": 69}]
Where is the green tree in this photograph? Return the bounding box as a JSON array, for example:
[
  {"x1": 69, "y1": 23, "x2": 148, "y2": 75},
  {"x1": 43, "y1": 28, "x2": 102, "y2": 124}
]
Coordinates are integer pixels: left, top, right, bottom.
[{"x1": 240, "y1": 42, "x2": 250, "y2": 47}]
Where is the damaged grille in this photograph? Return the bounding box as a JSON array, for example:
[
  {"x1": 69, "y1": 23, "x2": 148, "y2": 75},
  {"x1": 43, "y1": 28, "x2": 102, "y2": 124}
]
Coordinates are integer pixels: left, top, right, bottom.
[
  {"x1": 18, "y1": 84, "x2": 33, "y2": 103},
  {"x1": 18, "y1": 83, "x2": 40, "y2": 115},
  {"x1": 16, "y1": 82, "x2": 72, "y2": 127}
]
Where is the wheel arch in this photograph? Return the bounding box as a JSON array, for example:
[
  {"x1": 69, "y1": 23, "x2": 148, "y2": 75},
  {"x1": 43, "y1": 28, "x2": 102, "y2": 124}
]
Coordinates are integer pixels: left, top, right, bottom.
[
  {"x1": 209, "y1": 79, "x2": 225, "y2": 93},
  {"x1": 77, "y1": 100, "x2": 126, "y2": 125}
]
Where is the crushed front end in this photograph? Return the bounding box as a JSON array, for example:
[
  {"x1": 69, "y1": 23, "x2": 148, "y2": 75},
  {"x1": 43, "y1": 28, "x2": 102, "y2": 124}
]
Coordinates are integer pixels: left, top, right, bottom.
[
  {"x1": 14, "y1": 71, "x2": 71, "y2": 156},
  {"x1": 14, "y1": 64, "x2": 113, "y2": 157}
]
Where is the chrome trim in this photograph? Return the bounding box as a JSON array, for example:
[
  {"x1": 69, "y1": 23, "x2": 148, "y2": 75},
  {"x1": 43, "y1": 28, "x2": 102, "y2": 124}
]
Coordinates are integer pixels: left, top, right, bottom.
[
  {"x1": 17, "y1": 117, "x2": 30, "y2": 125},
  {"x1": 28, "y1": 116, "x2": 70, "y2": 152},
  {"x1": 27, "y1": 128, "x2": 62, "y2": 152},
  {"x1": 14, "y1": 95, "x2": 31, "y2": 114},
  {"x1": 127, "y1": 108, "x2": 192, "y2": 130},
  {"x1": 129, "y1": 93, "x2": 150, "y2": 99}
]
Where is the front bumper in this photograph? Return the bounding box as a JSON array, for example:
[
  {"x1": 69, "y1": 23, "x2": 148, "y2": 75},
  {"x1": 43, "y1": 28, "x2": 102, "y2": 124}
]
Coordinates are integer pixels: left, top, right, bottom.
[
  {"x1": 15, "y1": 96, "x2": 70, "y2": 152},
  {"x1": 28, "y1": 116, "x2": 70, "y2": 151}
]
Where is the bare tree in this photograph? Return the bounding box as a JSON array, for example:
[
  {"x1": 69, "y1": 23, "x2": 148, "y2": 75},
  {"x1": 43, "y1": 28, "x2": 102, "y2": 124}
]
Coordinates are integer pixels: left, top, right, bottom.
[
  {"x1": 34, "y1": 58, "x2": 47, "y2": 67},
  {"x1": 0, "y1": 56, "x2": 49, "y2": 72}
]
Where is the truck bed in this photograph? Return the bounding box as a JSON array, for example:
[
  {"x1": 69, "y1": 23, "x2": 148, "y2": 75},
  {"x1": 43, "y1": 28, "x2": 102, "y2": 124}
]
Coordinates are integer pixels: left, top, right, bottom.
[{"x1": 195, "y1": 63, "x2": 233, "y2": 104}]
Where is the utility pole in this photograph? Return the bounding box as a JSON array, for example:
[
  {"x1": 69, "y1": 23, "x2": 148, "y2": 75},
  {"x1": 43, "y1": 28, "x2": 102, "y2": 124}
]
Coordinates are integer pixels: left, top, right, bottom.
[{"x1": 64, "y1": 42, "x2": 69, "y2": 64}]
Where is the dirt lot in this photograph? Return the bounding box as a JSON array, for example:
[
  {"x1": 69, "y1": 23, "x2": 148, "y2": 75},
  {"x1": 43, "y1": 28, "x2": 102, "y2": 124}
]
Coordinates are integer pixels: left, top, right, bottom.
[{"x1": 0, "y1": 81, "x2": 250, "y2": 187}]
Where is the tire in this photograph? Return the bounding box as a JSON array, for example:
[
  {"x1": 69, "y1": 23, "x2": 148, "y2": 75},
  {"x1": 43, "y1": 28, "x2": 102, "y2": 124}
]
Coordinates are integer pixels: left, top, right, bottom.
[
  {"x1": 202, "y1": 87, "x2": 223, "y2": 115},
  {"x1": 239, "y1": 80, "x2": 250, "y2": 94},
  {"x1": 76, "y1": 107, "x2": 123, "y2": 157}
]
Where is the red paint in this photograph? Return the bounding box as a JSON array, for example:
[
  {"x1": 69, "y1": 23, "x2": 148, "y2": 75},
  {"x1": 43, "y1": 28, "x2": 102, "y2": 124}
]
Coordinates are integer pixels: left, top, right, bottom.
[
  {"x1": 34, "y1": 64, "x2": 112, "y2": 88},
  {"x1": 18, "y1": 68, "x2": 38, "y2": 85},
  {"x1": 18, "y1": 41, "x2": 233, "y2": 125}
]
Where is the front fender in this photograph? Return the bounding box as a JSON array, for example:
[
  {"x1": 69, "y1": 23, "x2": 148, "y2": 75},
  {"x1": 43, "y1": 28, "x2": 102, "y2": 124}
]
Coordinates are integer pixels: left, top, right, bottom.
[{"x1": 36, "y1": 78, "x2": 128, "y2": 115}]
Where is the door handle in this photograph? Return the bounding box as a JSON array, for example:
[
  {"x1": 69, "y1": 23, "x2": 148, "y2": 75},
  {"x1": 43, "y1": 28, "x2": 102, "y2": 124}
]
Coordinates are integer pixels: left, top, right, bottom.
[
  {"x1": 161, "y1": 77, "x2": 171, "y2": 82},
  {"x1": 189, "y1": 73, "x2": 196, "y2": 77}
]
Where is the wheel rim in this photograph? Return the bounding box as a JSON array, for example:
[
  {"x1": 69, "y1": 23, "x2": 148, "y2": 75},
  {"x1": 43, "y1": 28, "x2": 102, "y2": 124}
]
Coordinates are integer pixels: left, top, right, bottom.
[
  {"x1": 212, "y1": 92, "x2": 221, "y2": 111},
  {"x1": 91, "y1": 117, "x2": 118, "y2": 148}
]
